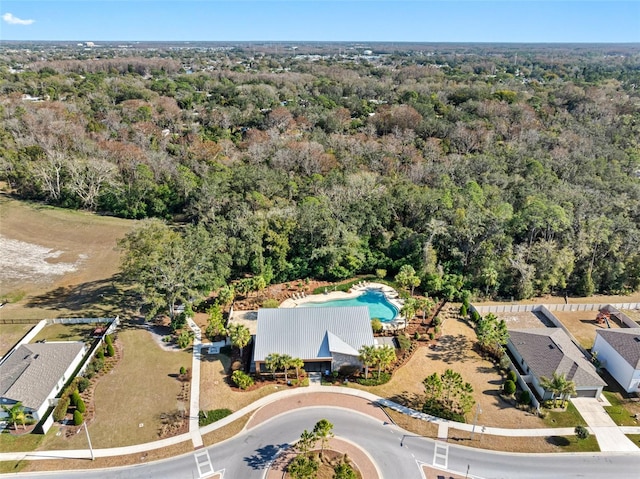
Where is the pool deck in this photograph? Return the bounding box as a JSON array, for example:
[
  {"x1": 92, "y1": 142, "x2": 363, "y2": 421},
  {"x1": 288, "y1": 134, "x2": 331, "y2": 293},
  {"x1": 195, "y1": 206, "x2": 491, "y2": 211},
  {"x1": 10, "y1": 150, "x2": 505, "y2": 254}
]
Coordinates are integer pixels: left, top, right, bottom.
[{"x1": 279, "y1": 282, "x2": 406, "y2": 330}]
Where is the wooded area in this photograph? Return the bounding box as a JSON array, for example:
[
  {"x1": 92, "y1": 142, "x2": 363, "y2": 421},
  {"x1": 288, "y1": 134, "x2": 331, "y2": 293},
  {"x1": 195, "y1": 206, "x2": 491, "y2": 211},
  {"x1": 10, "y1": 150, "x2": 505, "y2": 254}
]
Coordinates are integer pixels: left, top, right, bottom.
[{"x1": 1, "y1": 42, "x2": 638, "y2": 301}]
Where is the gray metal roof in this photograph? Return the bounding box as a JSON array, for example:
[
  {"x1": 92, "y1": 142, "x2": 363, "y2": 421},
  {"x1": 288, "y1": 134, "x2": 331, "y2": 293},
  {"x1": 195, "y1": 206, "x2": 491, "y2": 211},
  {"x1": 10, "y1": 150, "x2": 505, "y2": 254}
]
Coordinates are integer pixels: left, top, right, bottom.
[
  {"x1": 508, "y1": 329, "x2": 605, "y2": 388},
  {"x1": 596, "y1": 328, "x2": 640, "y2": 369},
  {"x1": 0, "y1": 342, "x2": 85, "y2": 410},
  {"x1": 254, "y1": 307, "x2": 375, "y2": 362}
]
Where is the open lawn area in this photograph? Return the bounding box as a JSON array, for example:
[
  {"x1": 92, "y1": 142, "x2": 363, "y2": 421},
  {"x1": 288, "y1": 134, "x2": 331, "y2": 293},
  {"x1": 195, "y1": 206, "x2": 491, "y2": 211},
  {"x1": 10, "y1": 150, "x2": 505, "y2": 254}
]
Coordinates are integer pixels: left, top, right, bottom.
[
  {"x1": 31, "y1": 322, "x2": 98, "y2": 344},
  {"x1": 0, "y1": 323, "x2": 35, "y2": 357},
  {"x1": 351, "y1": 314, "x2": 547, "y2": 429},
  {"x1": 552, "y1": 310, "x2": 624, "y2": 349},
  {"x1": 38, "y1": 322, "x2": 192, "y2": 449},
  {"x1": 199, "y1": 353, "x2": 282, "y2": 413},
  {"x1": 0, "y1": 196, "x2": 135, "y2": 321}
]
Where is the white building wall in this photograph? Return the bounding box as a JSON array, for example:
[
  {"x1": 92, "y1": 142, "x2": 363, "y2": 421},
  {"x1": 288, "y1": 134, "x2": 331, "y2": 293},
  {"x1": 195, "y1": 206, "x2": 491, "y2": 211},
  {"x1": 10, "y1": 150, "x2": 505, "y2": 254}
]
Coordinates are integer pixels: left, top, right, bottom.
[{"x1": 593, "y1": 334, "x2": 635, "y2": 392}]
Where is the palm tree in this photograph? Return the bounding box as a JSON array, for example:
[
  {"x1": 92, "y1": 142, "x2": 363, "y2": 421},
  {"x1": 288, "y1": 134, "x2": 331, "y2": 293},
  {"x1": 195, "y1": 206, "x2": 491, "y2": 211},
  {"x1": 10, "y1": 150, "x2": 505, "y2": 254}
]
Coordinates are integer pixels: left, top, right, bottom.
[
  {"x1": 265, "y1": 353, "x2": 282, "y2": 380},
  {"x1": 358, "y1": 345, "x2": 376, "y2": 380},
  {"x1": 417, "y1": 297, "x2": 434, "y2": 325},
  {"x1": 291, "y1": 357, "x2": 305, "y2": 381},
  {"x1": 228, "y1": 323, "x2": 251, "y2": 358},
  {"x1": 400, "y1": 298, "x2": 417, "y2": 326},
  {"x1": 540, "y1": 372, "x2": 569, "y2": 408},
  {"x1": 2, "y1": 402, "x2": 27, "y2": 430},
  {"x1": 372, "y1": 345, "x2": 396, "y2": 380},
  {"x1": 560, "y1": 377, "x2": 577, "y2": 407},
  {"x1": 280, "y1": 354, "x2": 293, "y2": 383},
  {"x1": 251, "y1": 275, "x2": 267, "y2": 299}
]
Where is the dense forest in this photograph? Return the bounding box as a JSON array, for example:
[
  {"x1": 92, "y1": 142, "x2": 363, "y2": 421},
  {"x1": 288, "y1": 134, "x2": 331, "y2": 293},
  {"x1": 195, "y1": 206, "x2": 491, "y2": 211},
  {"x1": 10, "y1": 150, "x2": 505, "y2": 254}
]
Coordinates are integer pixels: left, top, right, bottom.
[{"x1": 1, "y1": 42, "x2": 639, "y2": 302}]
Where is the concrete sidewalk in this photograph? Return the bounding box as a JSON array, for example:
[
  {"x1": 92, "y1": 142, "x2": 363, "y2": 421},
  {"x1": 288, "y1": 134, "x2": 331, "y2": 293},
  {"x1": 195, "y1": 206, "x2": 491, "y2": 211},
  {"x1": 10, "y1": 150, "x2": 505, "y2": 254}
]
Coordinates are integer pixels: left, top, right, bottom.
[
  {"x1": 187, "y1": 318, "x2": 204, "y2": 448},
  {"x1": 1, "y1": 387, "x2": 638, "y2": 463}
]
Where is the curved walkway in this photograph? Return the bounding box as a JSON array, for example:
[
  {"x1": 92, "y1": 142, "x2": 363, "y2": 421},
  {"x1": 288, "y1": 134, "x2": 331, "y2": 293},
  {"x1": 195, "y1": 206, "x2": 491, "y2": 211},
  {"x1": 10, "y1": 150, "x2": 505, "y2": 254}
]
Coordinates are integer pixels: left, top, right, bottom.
[{"x1": 2, "y1": 386, "x2": 638, "y2": 463}]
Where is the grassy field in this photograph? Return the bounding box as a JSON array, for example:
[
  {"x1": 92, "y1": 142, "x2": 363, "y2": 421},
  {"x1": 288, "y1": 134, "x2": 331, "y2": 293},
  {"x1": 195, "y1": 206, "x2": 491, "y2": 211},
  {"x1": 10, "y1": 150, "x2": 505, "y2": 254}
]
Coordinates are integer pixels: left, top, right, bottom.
[
  {"x1": 31, "y1": 322, "x2": 99, "y2": 344},
  {"x1": 0, "y1": 323, "x2": 35, "y2": 356},
  {"x1": 0, "y1": 196, "x2": 135, "y2": 321},
  {"x1": 602, "y1": 390, "x2": 640, "y2": 426},
  {"x1": 542, "y1": 402, "x2": 587, "y2": 428},
  {"x1": 39, "y1": 323, "x2": 192, "y2": 450}
]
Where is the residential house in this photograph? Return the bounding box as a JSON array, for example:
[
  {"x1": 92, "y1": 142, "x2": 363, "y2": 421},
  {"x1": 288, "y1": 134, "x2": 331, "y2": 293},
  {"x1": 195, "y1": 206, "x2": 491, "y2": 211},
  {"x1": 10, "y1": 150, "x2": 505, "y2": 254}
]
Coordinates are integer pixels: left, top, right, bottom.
[
  {"x1": 507, "y1": 329, "x2": 605, "y2": 399},
  {"x1": 592, "y1": 328, "x2": 640, "y2": 394},
  {"x1": 253, "y1": 306, "x2": 375, "y2": 374},
  {"x1": 0, "y1": 342, "x2": 86, "y2": 425}
]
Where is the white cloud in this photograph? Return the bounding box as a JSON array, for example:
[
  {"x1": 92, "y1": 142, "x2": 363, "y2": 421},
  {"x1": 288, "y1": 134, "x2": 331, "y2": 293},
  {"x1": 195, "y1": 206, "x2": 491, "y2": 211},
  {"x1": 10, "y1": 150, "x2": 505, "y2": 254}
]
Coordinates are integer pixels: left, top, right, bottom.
[{"x1": 2, "y1": 13, "x2": 35, "y2": 26}]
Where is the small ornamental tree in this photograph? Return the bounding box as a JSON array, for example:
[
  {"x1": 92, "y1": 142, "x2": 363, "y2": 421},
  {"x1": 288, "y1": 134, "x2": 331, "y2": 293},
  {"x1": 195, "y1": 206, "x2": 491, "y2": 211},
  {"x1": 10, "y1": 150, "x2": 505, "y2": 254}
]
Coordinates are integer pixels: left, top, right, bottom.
[
  {"x1": 519, "y1": 390, "x2": 532, "y2": 406},
  {"x1": 231, "y1": 370, "x2": 254, "y2": 390},
  {"x1": 575, "y1": 425, "x2": 589, "y2": 440},
  {"x1": 54, "y1": 397, "x2": 70, "y2": 422},
  {"x1": 105, "y1": 335, "x2": 113, "y2": 346},
  {"x1": 503, "y1": 380, "x2": 516, "y2": 397},
  {"x1": 73, "y1": 410, "x2": 84, "y2": 426},
  {"x1": 106, "y1": 343, "x2": 115, "y2": 357},
  {"x1": 334, "y1": 461, "x2": 357, "y2": 479},
  {"x1": 371, "y1": 318, "x2": 383, "y2": 334},
  {"x1": 76, "y1": 398, "x2": 86, "y2": 414}
]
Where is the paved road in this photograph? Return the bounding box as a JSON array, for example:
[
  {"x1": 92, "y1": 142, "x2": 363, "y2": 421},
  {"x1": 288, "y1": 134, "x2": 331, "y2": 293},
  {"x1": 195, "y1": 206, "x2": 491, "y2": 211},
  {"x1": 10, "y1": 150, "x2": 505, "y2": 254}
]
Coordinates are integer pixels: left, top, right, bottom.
[{"x1": 6, "y1": 408, "x2": 640, "y2": 479}]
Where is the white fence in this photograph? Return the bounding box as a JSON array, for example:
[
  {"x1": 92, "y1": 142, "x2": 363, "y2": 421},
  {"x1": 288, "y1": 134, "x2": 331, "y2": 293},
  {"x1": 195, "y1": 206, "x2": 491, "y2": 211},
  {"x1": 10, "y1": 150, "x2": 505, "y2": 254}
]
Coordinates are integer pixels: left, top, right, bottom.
[{"x1": 472, "y1": 302, "x2": 640, "y2": 315}]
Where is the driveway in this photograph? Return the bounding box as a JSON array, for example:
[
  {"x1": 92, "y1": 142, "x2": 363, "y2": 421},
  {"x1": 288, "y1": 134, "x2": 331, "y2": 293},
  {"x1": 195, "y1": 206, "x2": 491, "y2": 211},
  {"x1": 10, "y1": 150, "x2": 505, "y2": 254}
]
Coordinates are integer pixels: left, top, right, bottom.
[{"x1": 571, "y1": 397, "x2": 638, "y2": 452}]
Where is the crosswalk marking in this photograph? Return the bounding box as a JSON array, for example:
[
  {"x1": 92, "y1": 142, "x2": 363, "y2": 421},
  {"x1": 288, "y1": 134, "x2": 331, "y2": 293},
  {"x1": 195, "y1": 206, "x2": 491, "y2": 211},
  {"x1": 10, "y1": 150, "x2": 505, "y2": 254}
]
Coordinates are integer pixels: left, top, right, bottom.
[
  {"x1": 433, "y1": 441, "x2": 449, "y2": 469},
  {"x1": 194, "y1": 450, "x2": 214, "y2": 478}
]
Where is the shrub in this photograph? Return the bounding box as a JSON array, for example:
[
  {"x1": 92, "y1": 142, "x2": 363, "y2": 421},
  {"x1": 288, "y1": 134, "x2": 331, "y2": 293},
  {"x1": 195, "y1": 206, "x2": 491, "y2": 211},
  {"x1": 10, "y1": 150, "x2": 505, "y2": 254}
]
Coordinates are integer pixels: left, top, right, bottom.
[
  {"x1": 519, "y1": 390, "x2": 532, "y2": 406},
  {"x1": 397, "y1": 334, "x2": 412, "y2": 350},
  {"x1": 73, "y1": 410, "x2": 83, "y2": 426},
  {"x1": 507, "y1": 370, "x2": 517, "y2": 383},
  {"x1": 262, "y1": 298, "x2": 280, "y2": 308},
  {"x1": 96, "y1": 347, "x2": 104, "y2": 359},
  {"x1": 433, "y1": 316, "x2": 441, "y2": 326},
  {"x1": 459, "y1": 304, "x2": 467, "y2": 317},
  {"x1": 503, "y1": 380, "x2": 516, "y2": 396},
  {"x1": 106, "y1": 343, "x2": 115, "y2": 357},
  {"x1": 575, "y1": 425, "x2": 589, "y2": 440},
  {"x1": 422, "y1": 399, "x2": 466, "y2": 423},
  {"x1": 53, "y1": 397, "x2": 70, "y2": 422},
  {"x1": 231, "y1": 370, "x2": 254, "y2": 390},
  {"x1": 76, "y1": 398, "x2": 86, "y2": 414},
  {"x1": 413, "y1": 332, "x2": 420, "y2": 340},
  {"x1": 93, "y1": 357, "x2": 104, "y2": 372},
  {"x1": 198, "y1": 408, "x2": 232, "y2": 427},
  {"x1": 371, "y1": 318, "x2": 383, "y2": 333},
  {"x1": 499, "y1": 354, "x2": 512, "y2": 371},
  {"x1": 71, "y1": 390, "x2": 82, "y2": 407},
  {"x1": 471, "y1": 310, "x2": 481, "y2": 323},
  {"x1": 334, "y1": 461, "x2": 357, "y2": 479},
  {"x1": 180, "y1": 366, "x2": 186, "y2": 375},
  {"x1": 104, "y1": 335, "x2": 113, "y2": 346},
  {"x1": 429, "y1": 332, "x2": 435, "y2": 340},
  {"x1": 77, "y1": 377, "x2": 90, "y2": 393},
  {"x1": 170, "y1": 313, "x2": 187, "y2": 332},
  {"x1": 356, "y1": 372, "x2": 391, "y2": 386},
  {"x1": 375, "y1": 269, "x2": 387, "y2": 279}
]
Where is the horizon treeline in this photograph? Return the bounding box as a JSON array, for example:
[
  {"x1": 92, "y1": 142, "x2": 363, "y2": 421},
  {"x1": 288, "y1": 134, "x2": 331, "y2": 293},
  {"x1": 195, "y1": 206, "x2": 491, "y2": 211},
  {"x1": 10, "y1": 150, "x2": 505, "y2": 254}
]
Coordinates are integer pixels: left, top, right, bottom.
[{"x1": 1, "y1": 45, "x2": 639, "y2": 300}]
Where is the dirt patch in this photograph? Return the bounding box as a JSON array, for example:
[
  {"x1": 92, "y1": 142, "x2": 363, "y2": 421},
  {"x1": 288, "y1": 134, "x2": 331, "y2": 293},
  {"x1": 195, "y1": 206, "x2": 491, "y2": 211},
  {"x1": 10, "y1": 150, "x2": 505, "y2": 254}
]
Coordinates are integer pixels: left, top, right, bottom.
[
  {"x1": 0, "y1": 197, "x2": 135, "y2": 320},
  {"x1": 552, "y1": 310, "x2": 625, "y2": 349},
  {"x1": 352, "y1": 308, "x2": 547, "y2": 429}
]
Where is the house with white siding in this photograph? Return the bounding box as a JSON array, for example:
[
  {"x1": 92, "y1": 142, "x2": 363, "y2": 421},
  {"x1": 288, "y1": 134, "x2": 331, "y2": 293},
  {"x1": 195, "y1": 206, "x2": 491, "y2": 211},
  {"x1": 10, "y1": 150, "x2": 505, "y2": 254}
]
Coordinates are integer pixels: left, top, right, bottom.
[{"x1": 592, "y1": 328, "x2": 640, "y2": 394}]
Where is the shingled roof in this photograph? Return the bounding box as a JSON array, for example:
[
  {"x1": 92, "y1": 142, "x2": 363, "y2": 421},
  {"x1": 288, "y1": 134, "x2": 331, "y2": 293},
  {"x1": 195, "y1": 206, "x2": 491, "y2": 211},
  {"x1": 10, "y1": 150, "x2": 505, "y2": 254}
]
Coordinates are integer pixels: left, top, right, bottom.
[
  {"x1": 0, "y1": 342, "x2": 85, "y2": 410},
  {"x1": 254, "y1": 306, "x2": 374, "y2": 362},
  {"x1": 508, "y1": 329, "x2": 605, "y2": 388},
  {"x1": 596, "y1": 328, "x2": 640, "y2": 369}
]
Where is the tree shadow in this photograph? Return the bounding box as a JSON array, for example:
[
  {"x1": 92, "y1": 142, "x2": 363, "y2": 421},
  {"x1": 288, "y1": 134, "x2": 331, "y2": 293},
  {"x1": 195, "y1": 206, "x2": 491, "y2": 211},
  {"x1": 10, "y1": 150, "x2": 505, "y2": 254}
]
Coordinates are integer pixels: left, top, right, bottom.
[
  {"x1": 426, "y1": 334, "x2": 473, "y2": 363},
  {"x1": 25, "y1": 274, "x2": 138, "y2": 317},
  {"x1": 388, "y1": 391, "x2": 424, "y2": 409},
  {"x1": 547, "y1": 436, "x2": 571, "y2": 446},
  {"x1": 244, "y1": 443, "x2": 290, "y2": 470}
]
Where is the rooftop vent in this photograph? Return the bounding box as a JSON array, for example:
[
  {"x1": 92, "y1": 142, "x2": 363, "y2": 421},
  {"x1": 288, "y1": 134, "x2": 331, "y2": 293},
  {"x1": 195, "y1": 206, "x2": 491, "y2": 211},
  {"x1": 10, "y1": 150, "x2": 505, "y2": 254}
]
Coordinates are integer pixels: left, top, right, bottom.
[{"x1": 634, "y1": 337, "x2": 640, "y2": 343}]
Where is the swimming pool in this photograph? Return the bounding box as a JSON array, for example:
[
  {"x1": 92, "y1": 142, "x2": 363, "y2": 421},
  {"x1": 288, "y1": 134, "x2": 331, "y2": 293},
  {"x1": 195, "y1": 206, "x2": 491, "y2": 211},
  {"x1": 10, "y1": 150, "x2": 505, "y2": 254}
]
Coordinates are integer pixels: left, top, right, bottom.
[{"x1": 301, "y1": 290, "x2": 399, "y2": 322}]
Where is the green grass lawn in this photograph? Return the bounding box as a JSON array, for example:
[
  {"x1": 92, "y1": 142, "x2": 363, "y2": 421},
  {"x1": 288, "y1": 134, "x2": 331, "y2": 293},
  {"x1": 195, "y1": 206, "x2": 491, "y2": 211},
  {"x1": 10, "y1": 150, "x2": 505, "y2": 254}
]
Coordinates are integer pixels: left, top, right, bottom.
[
  {"x1": 547, "y1": 434, "x2": 600, "y2": 452},
  {"x1": 602, "y1": 391, "x2": 638, "y2": 426},
  {"x1": 40, "y1": 323, "x2": 192, "y2": 450},
  {"x1": 0, "y1": 429, "x2": 48, "y2": 453},
  {"x1": 626, "y1": 434, "x2": 640, "y2": 446},
  {"x1": 542, "y1": 402, "x2": 587, "y2": 428},
  {"x1": 31, "y1": 323, "x2": 98, "y2": 343}
]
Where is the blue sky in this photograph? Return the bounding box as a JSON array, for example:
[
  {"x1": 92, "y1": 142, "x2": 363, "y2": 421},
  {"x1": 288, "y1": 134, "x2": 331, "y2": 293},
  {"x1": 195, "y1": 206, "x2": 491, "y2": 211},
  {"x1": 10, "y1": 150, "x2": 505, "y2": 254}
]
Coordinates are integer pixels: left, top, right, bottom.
[{"x1": 1, "y1": 1, "x2": 639, "y2": 43}]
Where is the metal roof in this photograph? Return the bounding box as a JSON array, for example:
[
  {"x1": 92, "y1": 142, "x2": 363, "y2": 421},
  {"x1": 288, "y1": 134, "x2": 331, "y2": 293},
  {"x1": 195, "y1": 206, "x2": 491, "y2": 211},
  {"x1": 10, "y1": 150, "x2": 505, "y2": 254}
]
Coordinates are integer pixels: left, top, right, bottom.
[
  {"x1": 596, "y1": 328, "x2": 640, "y2": 369},
  {"x1": 254, "y1": 307, "x2": 375, "y2": 362},
  {"x1": 0, "y1": 342, "x2": 85, "y2": 410},
  {"x1": 508, "y1": 329, "x2": 605, "y2": 388}
]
